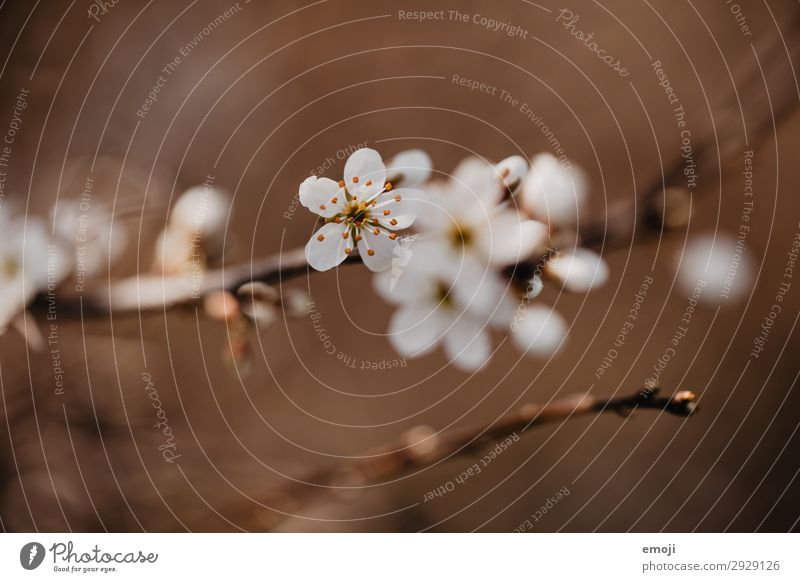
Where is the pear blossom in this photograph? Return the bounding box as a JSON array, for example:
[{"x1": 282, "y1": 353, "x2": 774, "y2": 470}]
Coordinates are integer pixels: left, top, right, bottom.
[
  {"x1": 416, "y1": 157, "x2": 548, "y2": 268},
  {"x1": 521, "y1": 153, "x2": 588, "y2": 228},
  {"x1": 300, "y1": 148, "x2": 423, "y2": 272}
]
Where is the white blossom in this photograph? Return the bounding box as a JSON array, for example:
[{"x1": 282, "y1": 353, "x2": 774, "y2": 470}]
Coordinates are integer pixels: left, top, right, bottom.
[
  {"x1": 374, "y1": 239, "x2": 511, "y2": 371},
  {"x1": 301, "y1": 148, "x2": 422, "y2": 272},
  {"x1": 416, "y1": 157, "x2": 548, "y2": 268}
]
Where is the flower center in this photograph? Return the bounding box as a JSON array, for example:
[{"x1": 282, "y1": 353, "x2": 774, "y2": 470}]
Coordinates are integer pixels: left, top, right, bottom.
[{"x1": 450, "y1": 224, "x2": 473, "y2": 249}]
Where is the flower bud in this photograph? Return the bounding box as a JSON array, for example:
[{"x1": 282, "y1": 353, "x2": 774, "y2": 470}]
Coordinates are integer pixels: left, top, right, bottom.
[{"x1": 511, "y1": 305, "x2": 567, "y2": 357}]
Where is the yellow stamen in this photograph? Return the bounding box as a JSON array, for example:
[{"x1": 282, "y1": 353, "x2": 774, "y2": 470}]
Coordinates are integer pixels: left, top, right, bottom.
[
  {"x1": 331, "y1": 197, "x2": 338, "y2": 204},
  {"x1": 385, "y1": 182, "x2": 393, "y2": 191},
  {"x1": 317, "y1": 234, "x2": 325, "y2": 241},
  {"x1": 383, "y1": 209, "x2": 391, "y2": 216},
  {"x1": 394, "y1": 194, "x2": 401, "y2": 202},
  {"x1": 319, "y1": 204, "x2": 326, "y2": 210},
  {"x1": 373, "y1": 228, "x2": 380, "y2": 235},
  {"x1": 338, "y1": 180, "x2": 345, "y2": 188},
  {"x1": 367, "y1": 249, "x2": 375, "y2": 256},
  {"x1": 388, "y1": 233, "x2": 397, "y2": 240},
  {"x1": 352, "y1": 176, "x2": 359, "y2": 183},
  {"x1": 342, "y1": 231, "x2": 349, "y2": 239},
  {"x1": 390, "y1": 218, "x2": 397, "y2": 226},
  {"x1": 365, "y1": 179, "x2": 373, "y2": 187},
  {"x1": 345, "y1": 247, "x2": 352, "y2": 254}
]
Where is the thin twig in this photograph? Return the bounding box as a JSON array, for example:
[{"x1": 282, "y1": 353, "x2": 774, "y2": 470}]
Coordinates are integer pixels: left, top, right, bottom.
[{"x1": 193, "y1": 388, "x2": 697, "y2": 531}]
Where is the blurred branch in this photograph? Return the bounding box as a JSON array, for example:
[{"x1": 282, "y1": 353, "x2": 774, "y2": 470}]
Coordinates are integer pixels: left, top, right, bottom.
[{"x1": 194, "y1": 388, "x2": 697, "y2": 531}]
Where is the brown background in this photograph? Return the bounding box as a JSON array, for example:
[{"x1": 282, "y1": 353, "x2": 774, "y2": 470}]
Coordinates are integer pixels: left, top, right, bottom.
[{"x1": 0, "y1": 0, "x2": 799, "y2": 532}]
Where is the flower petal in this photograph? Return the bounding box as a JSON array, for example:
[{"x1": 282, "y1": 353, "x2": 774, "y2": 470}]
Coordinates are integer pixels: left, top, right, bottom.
[
  {"x1": 545, "y1": 248, "x2": 609, "y2": 292},
  {"x1": 388, "y1": 302, "x2": 448, "y2": 357},
  {"x1": 299, "y1": 176, "x2": 345, "y2": 218},
  {"x1": 443, "y1": 317, "x2": 492, "y2": 371},
  {"x1": 373, "y1": 188, "x2": 421, "y2": 230},
  {"x1": 386, "y1": 149, "x2": 432, "y2": 187},
  {"x1": 357, "y1": 227, "x2": 398, "y2": 272},
  {"x1": 344, "y1": 148, "x2": 386, "y2": 200},
  {"x1": 495, "y1": 155, "x2": 528, "y2": 194},
  {"x1": 479, "y1": 211, "x2": 549, "y2": 267},
  {"x1": 511, "y1": 304, "x2": 567, "y2": 357},
  {"x1": 451, "y1": 157, "x2": 503, "y2": 209},
  {"x1": 305, "y1": 222, "x2": 349, "y2": 271},
  {"x1": 521, "y1": 153, "x2": 588, "y2": 227}
]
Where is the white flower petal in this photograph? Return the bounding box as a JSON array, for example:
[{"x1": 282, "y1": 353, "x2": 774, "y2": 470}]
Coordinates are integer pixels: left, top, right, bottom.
[
  {"x1": 305, "y1": 222, "x2": 350, "y2": 271},
  {"x1": 373, "y1": 188, "x2": 421, "y2": 230},
  {"x1": 443, "y1": 317, "x2": 492, "y2": 371},
  {"x1": 386, "y1": 149, "x2": 432, "y2": 187},
  {"x1": 357, "y1": 228, "x2": 398, "y2": 272},
  {"x1": 388, "y1": 303, "x2": 448, "y2": 357},
  {"x1": 511, "y1": 305, "x2": 567, "y2": 357},
  {"x1": 449, "y1": 257, "x2": 507, "y2": 317},
  {"x1": 479, "y1": 211, "x2": 548, "y2": 266},
  {"x1": 495, "y1": 155, "x2": 528, "y2": 193},
  {"x1": 546, "y1": 248, "x2": 609, "y2": 292},
  {"x1": 521, "y1": 153, "x2": 588, "y2": 227},
  {"x1": 451, "y1": 157, "x2": 503, "y2": 209},
  {"x1": 344, "y1": 148, "x2": 386, "y2": 200},
  {"x1": 298, "y1": 176, "x2": 345, "y2": 218}
]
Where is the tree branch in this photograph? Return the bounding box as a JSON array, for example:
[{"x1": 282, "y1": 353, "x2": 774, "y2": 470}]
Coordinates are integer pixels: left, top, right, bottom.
[{"x1": 192, "y1": 388, "x2": 697, "y2": 531}]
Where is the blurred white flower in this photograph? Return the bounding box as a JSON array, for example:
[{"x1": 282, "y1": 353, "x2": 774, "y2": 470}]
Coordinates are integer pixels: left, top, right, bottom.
[
  {"x1": 301, "y1": 148, "x2": 423, "y2": 272},
  {"x1": 416, "y1": 157, "x2": 548, "y2": 268},
  {"x1": 52, "y1": 200, "x2": 127, "y2": 278},
  {"x1": 521, "y1": 153, "x2": 588, "y2": 228},
  {"x1": 386, "y1": 149, "x2": 433, "y2": 187},
  {"x1": 374, "y1": 239, "x2": 511, "y2": 371},
  {"x1": 545, "y1": 248, "x2": 609, "y2": 293},
  {"x1": 677, "y1": 233, "x2": 754, "y2": 302}
]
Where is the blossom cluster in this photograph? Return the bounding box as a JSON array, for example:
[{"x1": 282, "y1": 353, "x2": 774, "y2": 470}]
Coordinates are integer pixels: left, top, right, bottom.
[{"x1": 299, "y1": 148, "x2": 609, "y2": 371}]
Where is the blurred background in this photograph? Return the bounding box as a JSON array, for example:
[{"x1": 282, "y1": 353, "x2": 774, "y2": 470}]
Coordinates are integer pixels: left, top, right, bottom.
[{"x1": 0, "y1": 0, "x2": 799, "y2": 532}]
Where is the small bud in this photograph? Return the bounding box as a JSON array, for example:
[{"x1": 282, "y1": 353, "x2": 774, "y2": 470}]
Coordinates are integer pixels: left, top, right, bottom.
[
  {"x1": 281, "y1": 288, "x2": 310, "y2": 318},
  {"x1": 203, "y1": 291, "x2": 241, "y2": 322},
  {"x1": 545, "y1": 249, "x2": 609, "y2": 293},
  {"x1": 403, "y1": 425, "x2": 438, "y2": 461},
  {"x1": 511, "y1": 305, "x2": 567, "y2": 357}
]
